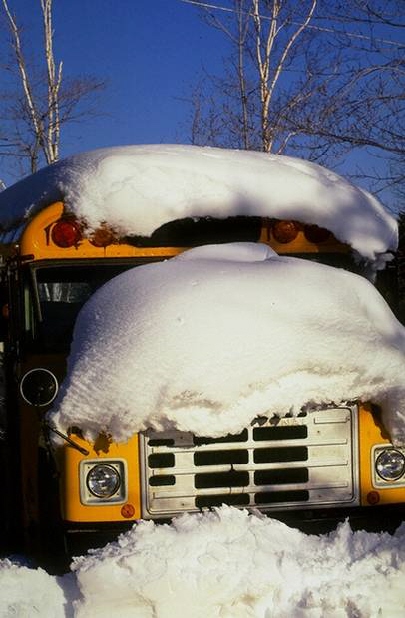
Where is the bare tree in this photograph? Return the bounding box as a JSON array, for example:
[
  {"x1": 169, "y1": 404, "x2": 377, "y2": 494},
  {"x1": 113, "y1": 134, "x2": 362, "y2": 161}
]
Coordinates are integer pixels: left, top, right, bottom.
[
  {"x1": 251, "y1": 0, "x2": 317, "y2": 153},
  {"x1": 0, "y1": 0, "x2": 104, "y2": 176},
  {"x1": 183, "y1": 0, "x2": 404, "y2": 204}
]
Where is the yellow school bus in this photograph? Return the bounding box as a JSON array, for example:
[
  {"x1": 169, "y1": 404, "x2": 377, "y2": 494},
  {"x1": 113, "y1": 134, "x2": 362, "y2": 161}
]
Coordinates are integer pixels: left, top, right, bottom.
[{"x1": 0, "y1": 200, "x2": 404, "y2": 567}]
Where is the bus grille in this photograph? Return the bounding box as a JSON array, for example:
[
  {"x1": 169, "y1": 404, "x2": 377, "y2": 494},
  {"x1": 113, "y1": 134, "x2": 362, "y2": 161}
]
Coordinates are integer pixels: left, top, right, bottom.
[{"x1": 140, "y1": 406, "x2": 359, "y2": 518}]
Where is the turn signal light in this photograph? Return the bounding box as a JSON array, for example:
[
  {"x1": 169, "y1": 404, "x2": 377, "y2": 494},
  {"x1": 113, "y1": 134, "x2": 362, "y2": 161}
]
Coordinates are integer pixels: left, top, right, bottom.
[
  {"x1": 366, "y1": 491, "x2": 380, "y2": 505},
  {"x1": 272, "y1": 220, "x2": 299, "y2": 243},
  {"x1": 121, "y1": 503, "x2": 135, "y2": 518},
  {"x1": 304, "y1": 224, "x2": 331, "y2": 243},
  {"x1": 89, "y1": 224, "x2": 116, "y2": 247},
  {"x1": 51, "y1": 219, "x2": 82, "y2": 248}
]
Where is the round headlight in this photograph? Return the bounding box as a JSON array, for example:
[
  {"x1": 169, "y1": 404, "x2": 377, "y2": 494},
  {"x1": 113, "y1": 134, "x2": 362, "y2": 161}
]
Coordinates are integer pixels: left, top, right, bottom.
[
  {"x1": 86, "y1": 464, "x2": 121, "y2": 498},
  {"x1": 375, "y1": 449, "x2": 405, "y2": 481}
]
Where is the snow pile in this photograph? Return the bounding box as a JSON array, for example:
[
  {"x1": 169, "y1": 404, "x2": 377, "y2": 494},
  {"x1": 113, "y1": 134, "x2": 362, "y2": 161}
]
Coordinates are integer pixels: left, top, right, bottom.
[
  {"x1": 49, "y1": 242, "x2": 405, "y2": 446},
  {"x1": 71, "y1": 508, "x2": 405, "y2": 618},
  {"x1": 0, "y1": 558, "x2": 69, "y2": 617},
  {"x1": 0, "y1": 144, "x2": 397, "y2": 267},
  {"x1": 1, "y1": 507, "x2": 404, "y2": 617}
]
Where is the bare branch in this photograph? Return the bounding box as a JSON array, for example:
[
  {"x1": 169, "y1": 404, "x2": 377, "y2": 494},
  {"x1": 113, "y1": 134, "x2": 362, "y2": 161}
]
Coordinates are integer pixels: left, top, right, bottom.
[
  {"x1": 0, "y1": 0, "x2": 106, "y2": 176},
  {"x1": 2, "y1": 0, "x2": 45, "y2": 170},
  {"x1": 183, "y1": 0, "x2": 404, "y2": 202}
]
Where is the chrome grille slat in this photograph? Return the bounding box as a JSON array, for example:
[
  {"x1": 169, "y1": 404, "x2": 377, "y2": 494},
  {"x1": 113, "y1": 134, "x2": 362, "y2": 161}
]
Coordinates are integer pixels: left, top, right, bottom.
[
  {"x1": 143, "y1": 473, "x2": 352, "y2": 493},
  {"x1": 140, "y1": 406, "x2": 360, "y2": 517}
]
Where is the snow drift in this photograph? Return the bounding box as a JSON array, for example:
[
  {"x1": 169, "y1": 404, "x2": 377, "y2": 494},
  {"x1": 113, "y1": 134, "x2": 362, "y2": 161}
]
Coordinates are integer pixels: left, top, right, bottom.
[
  {"x1": 49, "y1": 242, "x2": 405, "y2": 446},
  {"x1": 1, "y1": 507, "x2": 404, "y2": 617},
  {"x1": 0, "y1": 144, "x2": 397, "y2": 268},
  {"x1": 70, "y1": 507, "x2": 405, "y2": 618}
]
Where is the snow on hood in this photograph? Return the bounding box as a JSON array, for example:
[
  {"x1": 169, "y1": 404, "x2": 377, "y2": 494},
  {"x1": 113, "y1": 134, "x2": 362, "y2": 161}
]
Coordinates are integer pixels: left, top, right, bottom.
[
  {"x1": 49, "y1": 242, "x2": 405, "y2": 446},
  {"x1": 0, "y1": 144, "x2": 398, "y2": 267}
]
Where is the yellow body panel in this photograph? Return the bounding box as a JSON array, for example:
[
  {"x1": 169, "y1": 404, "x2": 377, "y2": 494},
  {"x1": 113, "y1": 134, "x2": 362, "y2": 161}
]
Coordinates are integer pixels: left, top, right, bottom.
[
  {"x1": 358, "y1": 404, "x2": 405, "y2": 506},
  {"x1": 58, "y1": 404, "x2": 404, "y2": 524},
  {"x1": 20, "y1": 202, "x2": 185, "y2": 260},
  {"x1": 59, "y1": 433, "x2": 141, "y2": 522},
  {"x1": 17, "y1": 202, "x2": 349, "y2": 261}
]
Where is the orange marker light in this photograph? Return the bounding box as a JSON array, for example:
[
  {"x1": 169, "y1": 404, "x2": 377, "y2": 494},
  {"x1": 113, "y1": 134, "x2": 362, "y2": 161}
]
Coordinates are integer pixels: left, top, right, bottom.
[
  {"x1": 121, "y1": 503, "x2": 135, "y2": 518},
  {"x1": 89, "y1": 225, "x2": 116, "y2": 247},
  {"x1": 367, "y1": 491, "x2": 380, "y2": 505},
  {"x1": 272, "y1": 220, "x2": 299, "y2": 243}
]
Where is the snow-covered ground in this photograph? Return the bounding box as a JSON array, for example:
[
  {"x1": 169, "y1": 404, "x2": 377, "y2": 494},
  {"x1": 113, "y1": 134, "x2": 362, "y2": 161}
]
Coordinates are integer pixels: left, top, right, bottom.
[{"x1": 1, "y1": 507, "x2": 404, "y2": 617}]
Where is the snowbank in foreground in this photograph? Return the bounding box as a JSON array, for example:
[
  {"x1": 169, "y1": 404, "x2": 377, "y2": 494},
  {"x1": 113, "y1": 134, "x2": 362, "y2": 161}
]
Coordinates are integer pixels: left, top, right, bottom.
[
  {"x1": 0, "y1": 144, "x2": 397, "y2": 266},
  {"x1": 0, "y1": 559, "x2": 70, "y2": 617},
  {"x1": 1, "y1": 508, "x2": 404, "y2": 617},
  {"x1": 49, "y1": 242, "x2": 405, "y2": 446}
]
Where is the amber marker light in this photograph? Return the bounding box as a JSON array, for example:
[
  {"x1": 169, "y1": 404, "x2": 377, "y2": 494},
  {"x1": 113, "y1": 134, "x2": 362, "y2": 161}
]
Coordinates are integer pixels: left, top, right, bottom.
[
  {"x1": 121, "y1": 503, "x2": 135, "y2": 518},
  {"x1": 89, "y1": 224, "x2": 117, "y2": 247},
  {"x1": 51, "y1": 219, "x2": 82, "y2": 248},
  {"x1": 272, "y1": 220, "x2": 299, "y2": 243},
  {"x1": 367, "y1": 491, "x2": 380, "y2": 505}
]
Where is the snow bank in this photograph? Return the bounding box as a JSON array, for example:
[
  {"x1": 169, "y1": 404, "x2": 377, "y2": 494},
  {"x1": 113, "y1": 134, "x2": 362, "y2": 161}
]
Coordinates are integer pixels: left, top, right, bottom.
[
  {"x1": 0, "y1": 559, "x2": 68, "y2": 617},
  {"x1": 1, "y1": 507, "x2": 404, "y2": 617},
  {"x1": 0, "y1": 144, "x2": 397, "y2": 267},
  {"x1": 71, "y1": 507, "x2": 405, "y2": 618},
  {"x1": 49, "y1": 242, "x2": 405, "y2": 446}
]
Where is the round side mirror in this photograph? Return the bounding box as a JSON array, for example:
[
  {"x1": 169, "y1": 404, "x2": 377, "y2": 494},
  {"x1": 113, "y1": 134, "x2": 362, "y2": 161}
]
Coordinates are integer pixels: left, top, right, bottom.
[{"x1": 20, "y1": 368, "x2": 59, "y2": 407}]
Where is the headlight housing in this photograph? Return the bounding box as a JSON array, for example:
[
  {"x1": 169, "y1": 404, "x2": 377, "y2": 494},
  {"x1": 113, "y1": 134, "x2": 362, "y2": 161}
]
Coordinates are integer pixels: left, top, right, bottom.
[
  {"x1": 375, "y1": 448, "x2": 405, "y2": 482},
  {"x1": 80, "y1": 459, "x2": 127, "y2": 504},
  {"x1": 87, "y1": 463, "x2": 121, "y2": 498}
]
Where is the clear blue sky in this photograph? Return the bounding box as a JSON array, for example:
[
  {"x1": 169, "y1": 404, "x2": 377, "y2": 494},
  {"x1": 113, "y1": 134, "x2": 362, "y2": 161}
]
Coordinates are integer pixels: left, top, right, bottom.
[
  {"x1": 1, "y1": 0, "x2": 227, "y2": 165},
  {"x1": 0, "y1": 0, "x2": 402, "y2": 212}
]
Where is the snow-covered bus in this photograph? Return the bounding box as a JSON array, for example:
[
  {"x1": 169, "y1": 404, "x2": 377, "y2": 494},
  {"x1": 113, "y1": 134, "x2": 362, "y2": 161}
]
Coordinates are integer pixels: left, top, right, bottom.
[{"x1": 0, "y1": 145, "x2": 403, "y2": 567}]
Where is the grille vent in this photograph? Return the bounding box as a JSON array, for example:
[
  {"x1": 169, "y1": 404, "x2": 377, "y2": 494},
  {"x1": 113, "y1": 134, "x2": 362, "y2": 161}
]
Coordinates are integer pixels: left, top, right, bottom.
[{"x1": 140, "y1": 406, "x2": 359, "y2": 518}]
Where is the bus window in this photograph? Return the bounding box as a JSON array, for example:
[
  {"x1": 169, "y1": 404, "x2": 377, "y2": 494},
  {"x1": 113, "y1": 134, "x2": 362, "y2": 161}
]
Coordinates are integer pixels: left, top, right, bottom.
[
  {"x1": 30, "y1": 262, "x2": 141, "y2": 351},
  {"x1": 38, "y1": 281, "x2": 92, "y2": 304}
]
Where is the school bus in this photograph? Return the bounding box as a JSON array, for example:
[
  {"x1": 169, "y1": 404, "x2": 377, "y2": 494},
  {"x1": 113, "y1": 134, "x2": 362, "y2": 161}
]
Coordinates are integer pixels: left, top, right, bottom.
[{"x1": 0, "y1": 200, "x2": 404, "y2": 568}]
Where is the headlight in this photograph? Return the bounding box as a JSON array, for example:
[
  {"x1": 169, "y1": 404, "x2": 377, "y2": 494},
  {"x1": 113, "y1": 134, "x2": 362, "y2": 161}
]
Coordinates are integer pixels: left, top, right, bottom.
[
  {"x1": 86, "y1": 463, "x2": 121, "y2": 498},
  {"x1": 80, "y1": 459, "x2": 127, "y2": 504},
  {"x1": 375, "y1": 449, "x2": 405, "y2": 482}
]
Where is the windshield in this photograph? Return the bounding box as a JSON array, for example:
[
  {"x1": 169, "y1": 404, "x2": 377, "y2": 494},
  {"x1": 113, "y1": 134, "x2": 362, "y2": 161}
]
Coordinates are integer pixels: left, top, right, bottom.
[
  {"x1": 32, "y1": 261, "x2": 145, "y2": 352},
  {"x1": 27, "y1": 251, "x2": 369, "y2": 354}
]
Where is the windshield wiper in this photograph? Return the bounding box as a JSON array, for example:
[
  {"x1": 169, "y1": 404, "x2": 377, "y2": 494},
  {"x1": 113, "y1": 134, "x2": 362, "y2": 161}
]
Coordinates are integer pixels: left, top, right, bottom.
[{"x1": 45, "y1": 423, "x2": 90, "y2": 456}]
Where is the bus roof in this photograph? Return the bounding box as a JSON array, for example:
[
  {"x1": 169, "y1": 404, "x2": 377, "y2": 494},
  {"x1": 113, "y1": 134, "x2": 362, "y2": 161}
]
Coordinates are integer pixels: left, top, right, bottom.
[{"x1": 0, "y1": 144, "x2": 398, "y2": 268}]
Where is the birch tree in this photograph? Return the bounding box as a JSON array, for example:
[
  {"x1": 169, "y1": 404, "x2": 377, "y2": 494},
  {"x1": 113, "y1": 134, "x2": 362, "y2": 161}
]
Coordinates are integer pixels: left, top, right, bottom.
[
  {"x1": 1, "y1": 0, "x2": 104, "y2": 175},
  {"x1": 185, "y1": 0, "x2": 404, "y2": 201},
  {"x1": 251, "y1": 0, "x2": 317, "y2": 153}
]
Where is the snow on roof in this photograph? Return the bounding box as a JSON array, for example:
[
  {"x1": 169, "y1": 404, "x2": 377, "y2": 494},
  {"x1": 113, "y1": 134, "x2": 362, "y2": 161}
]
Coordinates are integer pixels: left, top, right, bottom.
[
  {"x1": 49, "y1": 242, "x2": 405, "y2": 446},
  {"x1": 1, "y1": 507, "x2": 405, "y2": 616},
  {"x1": 0, "y1": 144, "x2": 398, "y2": 267}
]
